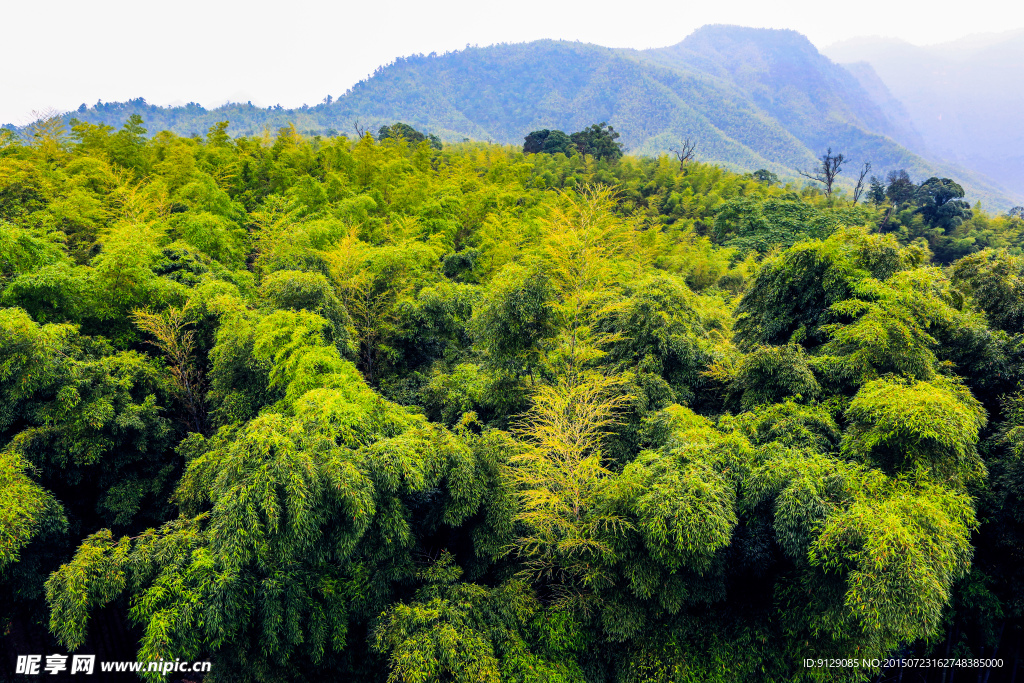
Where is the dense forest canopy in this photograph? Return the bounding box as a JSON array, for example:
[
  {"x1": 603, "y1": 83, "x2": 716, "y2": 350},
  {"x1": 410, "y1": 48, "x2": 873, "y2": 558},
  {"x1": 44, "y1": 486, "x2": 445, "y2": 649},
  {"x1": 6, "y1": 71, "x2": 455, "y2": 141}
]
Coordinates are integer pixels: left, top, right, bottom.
[{"x1": 1, "y1": 115, "x2": 1023, "y2": 683}]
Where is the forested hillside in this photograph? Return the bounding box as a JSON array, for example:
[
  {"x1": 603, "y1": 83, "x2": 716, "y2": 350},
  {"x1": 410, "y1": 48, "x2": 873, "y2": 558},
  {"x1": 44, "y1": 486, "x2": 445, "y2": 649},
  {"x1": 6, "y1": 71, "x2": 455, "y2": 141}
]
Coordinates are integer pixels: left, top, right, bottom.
[
  {"x1": 1, "y1": 116, "x2": 1024, "y2": 682},
  {"x1": 15, "y1": 26, "x2": 1021, "y2": 211}
]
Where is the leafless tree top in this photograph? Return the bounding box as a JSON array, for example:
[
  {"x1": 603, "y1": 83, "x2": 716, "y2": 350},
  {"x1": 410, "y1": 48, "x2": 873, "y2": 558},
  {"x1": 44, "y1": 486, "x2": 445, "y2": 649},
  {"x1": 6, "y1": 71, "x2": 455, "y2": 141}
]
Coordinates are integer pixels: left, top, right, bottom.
[
  {"x1": 799, "y1": 147, "x2": 844, "y2": 198},
  {"x1": 670, "y1": 138, "x2": 697, "y2": 170}
]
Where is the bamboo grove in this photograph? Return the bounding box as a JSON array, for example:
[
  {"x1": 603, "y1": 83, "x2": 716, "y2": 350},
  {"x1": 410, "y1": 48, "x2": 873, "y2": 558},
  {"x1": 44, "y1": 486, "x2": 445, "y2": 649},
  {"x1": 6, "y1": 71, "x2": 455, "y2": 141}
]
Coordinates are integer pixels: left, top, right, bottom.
[{"x1": 1, "y1": 116, "x2": 1023, "y2": 682}]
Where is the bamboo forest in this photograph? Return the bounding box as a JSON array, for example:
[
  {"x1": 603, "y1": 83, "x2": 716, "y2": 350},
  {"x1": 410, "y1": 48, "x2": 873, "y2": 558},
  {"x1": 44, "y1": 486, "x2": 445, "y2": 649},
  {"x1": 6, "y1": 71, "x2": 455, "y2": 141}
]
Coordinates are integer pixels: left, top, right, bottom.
[{"x1": 1, "y1": 116, "x2": 1023, "y2": 683}]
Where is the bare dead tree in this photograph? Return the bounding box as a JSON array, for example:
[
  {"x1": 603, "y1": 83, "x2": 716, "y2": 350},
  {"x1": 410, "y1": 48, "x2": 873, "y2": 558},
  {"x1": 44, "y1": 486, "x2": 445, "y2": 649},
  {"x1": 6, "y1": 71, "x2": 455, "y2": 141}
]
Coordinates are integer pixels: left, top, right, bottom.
[
  {"x1": 879, "y1": 205, "x2": 895, "y2": 232},
  {"x1": 799, "y1": 147, "x2": 845, "y2": 199},
  {"x1": 852, "y1": 162, "x2": 871, "y2": 205},
  {"x1": 353, "y1": 120, "x2": 367, "y2": 139},
  {"x1": 670, "y1": 138, "x2": 697, "y2": 171}
]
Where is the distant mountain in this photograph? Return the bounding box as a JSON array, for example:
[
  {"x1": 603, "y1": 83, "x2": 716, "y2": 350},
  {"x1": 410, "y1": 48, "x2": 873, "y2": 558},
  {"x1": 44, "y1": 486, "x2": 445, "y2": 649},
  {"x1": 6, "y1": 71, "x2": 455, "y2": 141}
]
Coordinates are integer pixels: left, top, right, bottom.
[
  {"x1": 335, "y1": 37, "x2": 820, "y2": 174},
  {"x1": 824, "y1": 30, "x2": 1024, "y2": 201},
  {"x1": 13, "y1": 25, "x2": 1022, "y2": 209}
]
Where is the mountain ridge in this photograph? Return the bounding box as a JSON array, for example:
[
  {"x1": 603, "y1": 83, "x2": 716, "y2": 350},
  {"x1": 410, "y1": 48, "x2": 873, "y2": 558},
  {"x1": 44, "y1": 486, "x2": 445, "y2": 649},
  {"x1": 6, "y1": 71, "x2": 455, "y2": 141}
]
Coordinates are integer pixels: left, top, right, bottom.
[{"x1": 9, "y1": 25, "x2": 1021, "y2": 209}]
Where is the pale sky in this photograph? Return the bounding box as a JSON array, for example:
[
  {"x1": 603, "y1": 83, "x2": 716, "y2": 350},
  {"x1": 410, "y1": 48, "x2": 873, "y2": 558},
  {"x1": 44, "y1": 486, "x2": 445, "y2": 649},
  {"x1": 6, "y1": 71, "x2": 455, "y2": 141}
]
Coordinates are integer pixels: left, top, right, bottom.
[{"x1": 2, "y1": 0, "x2": 1022, "y2": 125}]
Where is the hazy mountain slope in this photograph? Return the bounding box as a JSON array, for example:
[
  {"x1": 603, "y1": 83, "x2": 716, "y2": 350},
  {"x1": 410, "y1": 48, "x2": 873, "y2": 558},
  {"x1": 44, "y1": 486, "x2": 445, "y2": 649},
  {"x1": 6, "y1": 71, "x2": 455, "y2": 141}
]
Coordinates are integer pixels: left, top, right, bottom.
[
  {"x1": 824, "y1": 30, "x2": 1024, "y2": 198},
  {"x1": 840, "y1": 61, "x2": 926, "y2": 153},
  {"x1": 642, "y1": 25, "x2": 926, "y2": 155}
]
